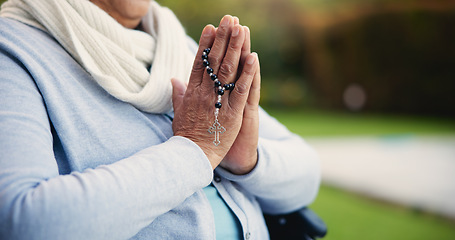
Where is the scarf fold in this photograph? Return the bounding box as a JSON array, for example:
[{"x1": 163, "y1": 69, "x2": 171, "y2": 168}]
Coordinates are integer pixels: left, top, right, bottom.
[{"x1": 0, "y1": 0, "x2": 194, "y2": 113}]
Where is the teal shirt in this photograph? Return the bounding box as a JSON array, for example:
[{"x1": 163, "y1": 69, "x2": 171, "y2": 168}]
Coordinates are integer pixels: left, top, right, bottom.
[{"x1": 203, "y1": 185, "x2": 243, "y2": 239}]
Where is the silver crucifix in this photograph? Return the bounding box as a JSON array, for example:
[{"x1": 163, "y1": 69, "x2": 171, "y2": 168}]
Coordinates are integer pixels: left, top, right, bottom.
[{"x1": 208, "y1": 118, "x2": 226, "y2": 146}]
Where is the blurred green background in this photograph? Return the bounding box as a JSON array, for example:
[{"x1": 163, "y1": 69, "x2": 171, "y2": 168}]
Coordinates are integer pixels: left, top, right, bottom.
[
  {"x1": 159, "y1": 0, "x2": 455, "y2": 117},
  {"x1": 2, "y1": 0, "x2": 455, "y2": 239}
]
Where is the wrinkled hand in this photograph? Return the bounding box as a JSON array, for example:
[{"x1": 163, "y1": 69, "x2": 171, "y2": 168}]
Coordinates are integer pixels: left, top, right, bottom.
[
  {"x1": 220, "y1": 18, "x2": 261, "y2": 175},
  {"x1": 172, "y1": 15, "x2": 260, "y2": 171}
]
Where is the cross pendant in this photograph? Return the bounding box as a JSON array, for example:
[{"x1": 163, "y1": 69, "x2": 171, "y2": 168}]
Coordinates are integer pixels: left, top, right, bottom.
[{"x1": 208, "y1": 119, "x2": 226, "y2": 146}]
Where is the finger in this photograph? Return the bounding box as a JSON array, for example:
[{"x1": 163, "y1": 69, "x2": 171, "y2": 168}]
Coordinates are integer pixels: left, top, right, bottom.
[
  {"x1": 246, "y1": 55, "x2": 261, "y2": 110},
  {"x1": 206, "y1": 15, "x2": 234, "y2": 75},
  {"x1": 240, "y1": 26, "x2": 251, "y2": 67},
  {"x1": 188, "y1": 24, "x2": 216, "y2": 87},
  {"x1": 233, "y1": 16, "x2": 239, "y2": 25},
  {"x1": 171, "y1": 78, "x2": 186, "y2": 111},
  {"x1": 238, "y1": 26, "x2": 251, "y2": 78},
  {"x1": 215, "y1": 24, "x2": 245, "y2": 87},
  {"x1": 228, "y1": 52, "x2": 258, "y2": 112}
]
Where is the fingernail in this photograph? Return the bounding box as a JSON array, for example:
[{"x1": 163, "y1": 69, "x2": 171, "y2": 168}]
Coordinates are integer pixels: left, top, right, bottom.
[
  {"x1": 203, "y1": 25, "x2": 213, "y2": 37},
  {"x1": 233, "y1": 16, "x2": 239, "y2": 23},
  {"x1": 220, "y1": 15, "x2": 231, "y2": 27},
  {"x1": 232, "y1": 25, "x2": 240, "y2": 37},
  {"x1": 247, "y1": 53, "x2": 257, "y2": 65},
  {"x1": 244, "y1": 26, "x2": 250, "y2": 34}
]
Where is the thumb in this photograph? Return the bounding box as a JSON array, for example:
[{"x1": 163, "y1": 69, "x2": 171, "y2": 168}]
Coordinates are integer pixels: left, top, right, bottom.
[{"x1": 171, "y1": 78, "x2": 186, "y2": 111}]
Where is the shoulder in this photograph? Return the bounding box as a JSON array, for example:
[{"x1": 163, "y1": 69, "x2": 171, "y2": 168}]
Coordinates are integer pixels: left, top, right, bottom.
[
  {"x1": 0, "y1": 17, "x2": 78, "y2": 81},
  {"x1": 0, "y1": 17, "x2": 60, "y2": 57},
  {"x1": 0, "y1": 16, "x2": 22, "y2": 31},
  {"x1": 0, "y1": 17, "x2": 40, "y2": 43}
]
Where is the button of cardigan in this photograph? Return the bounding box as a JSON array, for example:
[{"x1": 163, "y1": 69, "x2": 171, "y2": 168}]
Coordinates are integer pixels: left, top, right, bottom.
[
  {"x1": 214, "y1": 175, "x2": 221, "y2": 182},
  {"x1": 245, "y1": 232, "x2": 251, "y2": 239}
]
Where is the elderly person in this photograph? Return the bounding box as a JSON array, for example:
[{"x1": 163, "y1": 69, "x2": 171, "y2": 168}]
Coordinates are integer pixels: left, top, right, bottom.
[{"x1": 0, "y1": 0, "x2": 320, "y2": 239}]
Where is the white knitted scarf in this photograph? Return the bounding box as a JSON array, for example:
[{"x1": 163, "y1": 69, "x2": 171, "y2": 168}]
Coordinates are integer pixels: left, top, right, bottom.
[{"x1": 0, "y1": 0, "x2": 194, "y2": 113}]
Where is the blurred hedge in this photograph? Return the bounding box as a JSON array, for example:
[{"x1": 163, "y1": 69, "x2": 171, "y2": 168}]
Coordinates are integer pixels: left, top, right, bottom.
[
  {"x1": 297, "y1": 1, "x2": 455, "y2": 116},
  {"x1": 161, "y1": 0, "x2": 455, "y2": 116}
]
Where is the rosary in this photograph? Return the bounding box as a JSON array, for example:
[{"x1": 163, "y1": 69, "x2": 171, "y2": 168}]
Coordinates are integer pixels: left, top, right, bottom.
[{"x1": 202, "y1": 48, "x2": 235, "y2": 146}]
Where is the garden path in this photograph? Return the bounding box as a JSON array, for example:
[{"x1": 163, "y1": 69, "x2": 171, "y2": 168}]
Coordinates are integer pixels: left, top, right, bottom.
[{"x1": 307, "y1": 135, "x2": 455, "y2": 219}]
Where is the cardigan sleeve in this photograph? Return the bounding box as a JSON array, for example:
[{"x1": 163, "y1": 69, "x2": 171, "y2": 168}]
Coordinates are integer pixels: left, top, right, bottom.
[
  {"x1": 216, "y1": 107, "x2": 321, "y2": 214},
  {"x1": 0, "y1": 45, "x2": 213, "y2": 239}
]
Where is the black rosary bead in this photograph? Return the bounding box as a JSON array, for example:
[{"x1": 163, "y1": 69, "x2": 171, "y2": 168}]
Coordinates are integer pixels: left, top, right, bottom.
[
  {"x1": 201, "y1": 48, "x2": 232, "y2": 112},
  {"x1": 224, "y1": 83, "x2": 235, "y2": 90}
]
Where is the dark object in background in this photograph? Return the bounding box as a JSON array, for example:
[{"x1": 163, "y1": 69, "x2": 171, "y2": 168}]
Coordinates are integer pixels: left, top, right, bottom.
[{"x1": 264, "y1": 207, "x2": 328, "y2": 240}]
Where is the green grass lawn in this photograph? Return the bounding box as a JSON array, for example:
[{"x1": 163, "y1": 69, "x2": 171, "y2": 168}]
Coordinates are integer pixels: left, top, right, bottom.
[
  {"x1": 265, "y1": 108, "x2": 455, "y2": 137},
  {"x1": 266, "y1": 108, "x2": 455, "y2": 239},
  {"x1": 311, "y1": 185, "x2": 455, "y2": 240}
]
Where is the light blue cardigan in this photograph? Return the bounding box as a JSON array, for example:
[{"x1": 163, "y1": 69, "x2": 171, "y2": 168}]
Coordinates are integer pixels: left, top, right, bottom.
[{"x1": 0, "y1": 17, "x2": 320, "y2": 240}]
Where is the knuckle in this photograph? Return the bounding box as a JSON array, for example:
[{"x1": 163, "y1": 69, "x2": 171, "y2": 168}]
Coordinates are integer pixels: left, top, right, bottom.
[
  {"x1": 209, "y1": 55, "x2": 221, "y2": 68},
  {"x1": 216, "y1": 28, "x2": 229, "y2": 39},
  {"x1": 243, "y1": 67, "x2": 255, "y2": 77},
  {"x1": 229, "y1": 39, "x2": 243, "y2": 50},
  {"x1": 219, "y1": 61, "x2": 236, "y2": 78},
  {"x1": 191, "y1": 60, "x2": 204, "y2": 74},
  {"x1": 246, "y1": 102, "x2": 258, "y2": 111},
  {"x1": 234, "y1": 82, "x2": 249, "y2": 96},
  {"x1": 251, "y1": 82, "x2": 261, "y2": 91}
]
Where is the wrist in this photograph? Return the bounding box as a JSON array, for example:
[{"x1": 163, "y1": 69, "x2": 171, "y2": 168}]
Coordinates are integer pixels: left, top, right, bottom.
[
  {"x1": 221, "y1": 151, "x2": 258, "y2": 175},
  {"x1": 187, "y1": 137, "x2": 225, "y2": 170}
]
